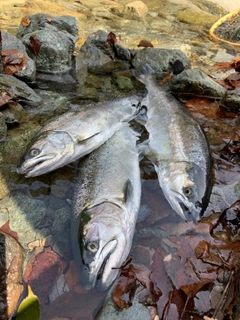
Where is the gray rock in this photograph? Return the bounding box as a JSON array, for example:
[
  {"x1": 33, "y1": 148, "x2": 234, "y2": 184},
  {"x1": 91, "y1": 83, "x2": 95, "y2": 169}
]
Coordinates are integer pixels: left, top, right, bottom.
[
  {"x1": 168, "y1": 69, "x2": 226, "y2": 98},
  {"x1": 0, "y1": 74, "x2": 42, "y2": 106},
  {"x1": 25, "y1": 90, "x2": 70, "y2": 118},
  {"x1": 17, "y1": 14, "x2": 78, "y2": 74},
  {"x1": 2, "y1": 31, "x2": 36, "y2": 81},
  {"x1": 0, "y1": 113, "x2": 7, "y2": 142},
  {"x1": 132, "y1": 48, "x2": 190, "y2": 79},
  {"x1": 0, "y1": 191, "x2": 46, "y2": 244},
  {"x1": 95, "y1": 281, "x2": 151, "y2": 320},
  {"x1": 221, "y1": 88, "x2": 240, "y2": 110},
  {"x1": 1, "y1": 102, "x2": 25, "y2": 125},
  {"x1": 21, "y1": 25, "x2": 76, "y2": 73},
  {"x1": 114, "y1": 43, "x2": 132, "y2": 61},
  {"x1": 79, "y1": 30, "x2": 131, "y2": 75},
  {"x1": 17, "y1": 14, "x2": 78, "y2": 39}
]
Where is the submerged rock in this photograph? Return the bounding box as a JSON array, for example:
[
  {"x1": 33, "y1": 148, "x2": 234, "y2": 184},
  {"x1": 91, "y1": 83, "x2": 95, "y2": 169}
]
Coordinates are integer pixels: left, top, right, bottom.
[
  {"x1": 221, "y1": 88, "x2": 240, "y2": 110},
  {"x1": 95, "y1": 281, "x2": 151, "y2": 320},
  {"x1": 168, "y1": 68, "x2": 226, "y2": 98},
  {"x1": 0, "y1": 113, "x2": 7, "y2": 142},
  {"x1": 0, "y1": 74, "x2": 42, "y2": 106},
  {"x1": 132, "y1": 48, "x2": 190, "y2": 79}
]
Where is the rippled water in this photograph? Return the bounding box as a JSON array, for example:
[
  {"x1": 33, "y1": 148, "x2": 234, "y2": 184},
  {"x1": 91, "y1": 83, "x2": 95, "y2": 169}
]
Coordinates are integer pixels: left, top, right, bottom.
[{"x1": 1, "y1": 0, "x2": 240, "y2": 319}]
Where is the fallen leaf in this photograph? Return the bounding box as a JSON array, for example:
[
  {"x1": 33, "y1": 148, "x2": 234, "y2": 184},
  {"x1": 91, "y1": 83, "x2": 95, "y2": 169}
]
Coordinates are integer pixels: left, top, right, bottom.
[
  {"x1": 46, "y1": 17, "x2": 52, "y2": 23},
  {"x1": 0, "y1": 221, "x2": 18, "y2": 240},
  {"x1": 21, "y1": 17, "x2": 31, "y2": 27},
  {"x1": 27, "y1": 35, "x2": 41, "y2": 56},
  {"x1": 106, "y1": 31, "x2": 117, "y2": 47},
  {"x1": 137, "y1": 39, "x2": 154, "y2": 47},
  {"x1": 16, "y1": 285, "x2": 40, "y2": 320},
  {"x1": 0, "y1": 91, "x2": 13, "y2": 107}
]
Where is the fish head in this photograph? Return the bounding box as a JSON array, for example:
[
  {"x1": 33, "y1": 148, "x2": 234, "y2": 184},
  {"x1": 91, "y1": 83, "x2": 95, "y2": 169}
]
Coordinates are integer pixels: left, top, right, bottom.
[
  {"x1": 78, "y1": 203, "x2": 131, "y2": 291},
  {"x1": 17, "y1": 130, "x2": 75, "y2": 177},
  {"x1": 159, "y1": 162, "x2": 211, "y2": 222}
]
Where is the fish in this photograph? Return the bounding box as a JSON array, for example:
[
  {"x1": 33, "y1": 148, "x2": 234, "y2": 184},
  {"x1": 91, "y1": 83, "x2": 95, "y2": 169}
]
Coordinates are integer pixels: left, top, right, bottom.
[
  {"x1": 71, "y1": 124, "x2": 141, "y2": 291},
  {"x1": 132, "y1": 64, "x2": 212, "y2": 222},
  {"x1": 17, "y1": 96, "x2": 141, "y2": 177}
]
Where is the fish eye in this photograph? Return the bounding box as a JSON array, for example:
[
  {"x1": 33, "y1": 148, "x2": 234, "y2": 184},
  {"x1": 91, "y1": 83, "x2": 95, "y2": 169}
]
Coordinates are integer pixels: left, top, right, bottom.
[
  {"x1": 86, "y1": 241, "x2": 98, "y2": 254},
  {"x1": 29, "y1": 148, "x2": 40, "y2": 157},
  {"x1": 183, "y1": 187, "x2": 193, "y2": 197}
]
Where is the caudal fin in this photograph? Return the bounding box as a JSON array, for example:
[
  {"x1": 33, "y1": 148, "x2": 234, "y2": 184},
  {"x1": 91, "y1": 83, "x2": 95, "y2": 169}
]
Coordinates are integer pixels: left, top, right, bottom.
[{"x1": 132, "y1": 64, "x2": 156, "y2": 84}]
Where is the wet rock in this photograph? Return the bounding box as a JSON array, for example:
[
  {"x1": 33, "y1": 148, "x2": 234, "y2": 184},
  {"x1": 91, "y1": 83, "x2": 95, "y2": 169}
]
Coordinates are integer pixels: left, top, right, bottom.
[
  {"x1": 175, "y1": 7, "x2": 216, "y2": 25},
  {"x1": 123, "y1": 1, "x2": 148, "y2": 19},
  {"x1": 0, "y1": 113, "x2": 7, "y2": 141},
  {"x1": 0, "y1": 232, "x2": 24, "y2": 319},
  {"x1": 112, "y1": 75, "x2": 134, "y2": 92},
  {"x1": 52, "y1": 205, "x2": 71, "y2": 230},
  {"x1": 95, "y1": 281, "x2": 151, "y2": 320},
  {"x1": 78, "y1": 30, "x2": 131, "y2": 75},
  {"x1": 36, "y1": 72, "x2": 77, "y2": 92},
  {"x1": 17, "y1": 14, "x2": 78, "y2": 74},
  {"x1": 168, "y1": 68, "x2": 226, "y2": 98},
  {"x1": 0, "y1": 74, "x2": 42, "y2": 106},
  {"x1": 114, "y1": 43, "x2": 132, "y2": 61},
  {"x1": 17, "y1": 14, "x2": 78, "y2": 39},
  {"x1": 2, "y1": 31, "x2": 36, "y2": 81},
  {"x1": 1, "y1": 102, "x2": 26, "y2": 125},
  {"x1": 0, "y1": 191, "x2": 46, "y2": 246},
  {"x1": 132, "y1": 48, "x2": 190, "y2": 79},
  {"x1": 221, "y1": 88, "x2": 240, "y2": 110}
]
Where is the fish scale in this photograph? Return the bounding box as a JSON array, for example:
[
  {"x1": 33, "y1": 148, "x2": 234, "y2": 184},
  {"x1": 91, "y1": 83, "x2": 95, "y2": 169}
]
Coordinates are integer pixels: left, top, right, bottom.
[
  {"x1": 71, "y1": 124, "x2": 141, "y2": 290},
  {"x1": 133, "y1": 64, "x2": 212, "y2": 222}
]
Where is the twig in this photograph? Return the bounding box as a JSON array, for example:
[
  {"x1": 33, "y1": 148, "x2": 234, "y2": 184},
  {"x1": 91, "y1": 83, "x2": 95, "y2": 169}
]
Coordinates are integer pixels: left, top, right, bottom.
[
  {"x1": 209, "y1": 8, "x2": 240, "y2": 46},
  {"x1": 212, "y1": 270, "x2": 234, "y2": 318}
]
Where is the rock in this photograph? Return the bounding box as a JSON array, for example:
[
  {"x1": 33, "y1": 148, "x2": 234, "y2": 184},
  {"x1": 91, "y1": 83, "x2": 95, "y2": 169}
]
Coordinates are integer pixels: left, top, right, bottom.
[
  {"x1": 0, "y1": 113, "x2": 7, "y2": 142},
  {"x1": 114, "y1": 43, "x2": 132, "y2": 61},
  {"x1": 221, "y1": 88, "x2": 240, "y2": 110},
  {"x1": 0, "y1": 191, "x2": 46, "y2": 246},
  {"x1": 26, "y1": 90, "x2": 70, "y2": 118},
  {"x1": 168, "y1": 69, "x2": 226, "y2": 98},
  {"x1": 123, "y1": 1, "x2": 148, "y2": 19},
  {"x1": 17, "y1": 14, "x2": 78, "y2": 39},
  {"x1": 78, "y1": 30, "x2": 131, "y2": 75},
  {"x1": 132, "y1": 48, "x2": 190, "y2": 79},
  {"x1": 0, "y1": 74, "x2": 42, "y2": 106},
  {"x1": 0, "y1": 232, "x2": 24, "y2": 319},
  {"x1": 176, "y1": 7, "x2": 217, "y2": 25},
  {"x1": 95, "y1": 280, "x2": 151, "y2": 320},
  {"x1": 2, "y1": 31, "x2": 36, "y2": 81},
  {"x1": 17, "y1": 14, "x2": 78, "y2": 74},
  {"x1": 112, "y1": 75, "x2": 134, "y2": 91},
  {"x1": 1, "y1": 102, "x2": 26, "y2": 125}
]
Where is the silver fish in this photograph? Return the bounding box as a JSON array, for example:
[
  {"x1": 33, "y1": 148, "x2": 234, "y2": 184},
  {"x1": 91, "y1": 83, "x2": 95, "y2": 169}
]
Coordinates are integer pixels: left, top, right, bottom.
[
  {"x1": 132, "y1": 64, "x2": 212, "y2": 222},
  {"x1": 17, "y1": 96, "x2": 140, "y2": 177},
  {"x1": 71, "y1": 124, "x2": 141, "y2": 291}
]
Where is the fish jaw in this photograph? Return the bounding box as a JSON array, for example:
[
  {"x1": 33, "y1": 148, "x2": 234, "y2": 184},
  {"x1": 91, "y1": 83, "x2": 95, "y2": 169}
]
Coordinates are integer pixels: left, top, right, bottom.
[
  {"x1": 79, "y1": 205, "x2": 132, "y2": 291},
  {"x1": 17, "y1": 131, "x2": 75, "y2": 177},
  {"x1": 157, "y1": 162, "x2": 210, "y2": 222}
]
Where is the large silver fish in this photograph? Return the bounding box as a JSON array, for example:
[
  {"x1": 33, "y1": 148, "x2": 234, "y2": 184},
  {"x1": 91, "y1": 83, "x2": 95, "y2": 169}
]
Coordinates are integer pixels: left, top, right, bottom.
[
  {"x1": 71, "y1": 124, "x2": 141, "y2": 291},
  {"x1": 132, "y1": 64, "x2": 212, "y2": 222},
  {"x1": 17, "y1": 96, "x2": 141, "y2": 177}
]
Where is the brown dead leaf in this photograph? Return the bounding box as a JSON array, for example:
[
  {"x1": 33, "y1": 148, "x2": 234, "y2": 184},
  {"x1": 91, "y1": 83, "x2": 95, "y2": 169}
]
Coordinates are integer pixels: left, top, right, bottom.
[
  {"x1": 137, "y1": 39, "x2": 154, "y2": 48},
  {"x1": 185, "y1": 98, "x2": 223, "y2": 119},
  {"x1": 0, "y1": 221, "x2": 18, "y2": 241},
  {"x1": 27, "y1": 35, "x2": 41, "y2": 56},
  {"x1": 46, "y1": 17, "x2": 52, "y2": 23},
  {"x1": 2, "y1": 50, "x2": 28, "y2": 75},
  {"x1": 106, "y1": 31, "x2": 117, "y2": 47},
  {"x1": 21, "y1": 17, "x2": 31, "y2": 27},
  {"x1": 0, "y1": 91, "x2": 13, "y2": 107}
]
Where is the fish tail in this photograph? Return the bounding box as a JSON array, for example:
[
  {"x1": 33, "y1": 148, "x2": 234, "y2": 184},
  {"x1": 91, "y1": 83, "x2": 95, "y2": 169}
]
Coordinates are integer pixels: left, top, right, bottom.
[{"x1": 132, "y1": 64, "x2": 156, "y2": 84}]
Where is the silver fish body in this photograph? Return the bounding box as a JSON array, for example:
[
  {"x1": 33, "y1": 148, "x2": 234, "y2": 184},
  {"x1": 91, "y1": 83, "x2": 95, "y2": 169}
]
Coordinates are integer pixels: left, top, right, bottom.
[
  {"x1": 17, "y1": 96, "x2": 140, "y2": 177},
  {"x1": 71, "y1": 124, "x2": 141, "y2": 291},
  {"x1": 132, "y1": 64, "x2": 212, "y2": 222}
]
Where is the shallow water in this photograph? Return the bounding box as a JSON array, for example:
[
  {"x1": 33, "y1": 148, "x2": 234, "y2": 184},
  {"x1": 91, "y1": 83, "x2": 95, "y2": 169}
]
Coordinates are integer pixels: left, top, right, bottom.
[{"x1": 0, "y1": 0, "x2": 240, "y2": 319}]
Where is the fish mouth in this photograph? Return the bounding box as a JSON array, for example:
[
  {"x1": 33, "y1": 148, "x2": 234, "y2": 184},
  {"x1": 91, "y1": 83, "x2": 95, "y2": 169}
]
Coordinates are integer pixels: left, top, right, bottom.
[
  {"x1": 170, "y1": 189, "x2": 202, "y2": 222},
  {"x1": 17, "y1": 154, "x2": 56, "y2": 177},
  {"x1": 86, "y1": 239, "x2": 118, "y2": 291}
]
